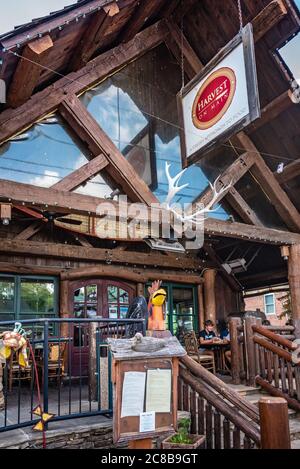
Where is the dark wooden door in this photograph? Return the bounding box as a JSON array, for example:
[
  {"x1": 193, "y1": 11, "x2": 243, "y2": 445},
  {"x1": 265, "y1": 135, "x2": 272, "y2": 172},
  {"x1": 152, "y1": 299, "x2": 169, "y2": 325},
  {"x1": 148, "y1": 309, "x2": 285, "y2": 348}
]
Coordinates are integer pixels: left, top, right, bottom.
[{"x1": 69, "y1": 279, "x2": 134, "y2": 376}]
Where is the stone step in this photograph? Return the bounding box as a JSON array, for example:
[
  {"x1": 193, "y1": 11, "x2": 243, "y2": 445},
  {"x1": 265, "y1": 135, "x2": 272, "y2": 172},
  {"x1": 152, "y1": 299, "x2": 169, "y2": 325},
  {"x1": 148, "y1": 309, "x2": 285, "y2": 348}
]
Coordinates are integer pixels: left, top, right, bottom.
[
  {"x1": 288, "y1": 418, "x2": 300, "y2": 440},
  {"x1": 291, "y1": 439, "x2": 300, "y2": 449}
]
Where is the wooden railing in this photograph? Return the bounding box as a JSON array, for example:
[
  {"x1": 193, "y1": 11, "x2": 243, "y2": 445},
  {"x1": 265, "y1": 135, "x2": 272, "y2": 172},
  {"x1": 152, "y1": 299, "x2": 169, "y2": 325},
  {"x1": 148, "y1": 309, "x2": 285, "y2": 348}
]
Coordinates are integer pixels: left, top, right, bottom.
[
  {"x1": 230, "y1": 318, "x2": 300, "y2": 410},
  {"x1": 178, "y1": 355, "x2": 261, "y2": 449}
]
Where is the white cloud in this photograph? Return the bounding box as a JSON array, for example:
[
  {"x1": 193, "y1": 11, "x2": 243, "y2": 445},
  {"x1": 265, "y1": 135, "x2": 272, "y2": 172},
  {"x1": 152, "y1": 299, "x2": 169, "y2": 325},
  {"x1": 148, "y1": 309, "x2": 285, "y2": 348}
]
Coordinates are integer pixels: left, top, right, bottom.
[{"x1": 29, "y1": 170, "x2": 59, "y2": 187}]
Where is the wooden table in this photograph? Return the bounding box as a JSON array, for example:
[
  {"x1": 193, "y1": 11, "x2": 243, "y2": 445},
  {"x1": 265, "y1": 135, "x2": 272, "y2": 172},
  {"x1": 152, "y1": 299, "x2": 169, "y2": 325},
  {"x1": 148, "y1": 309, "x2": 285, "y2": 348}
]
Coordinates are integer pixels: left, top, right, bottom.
[{"x1": 212, "y1": 341, "x2": 230, "y2": 374}]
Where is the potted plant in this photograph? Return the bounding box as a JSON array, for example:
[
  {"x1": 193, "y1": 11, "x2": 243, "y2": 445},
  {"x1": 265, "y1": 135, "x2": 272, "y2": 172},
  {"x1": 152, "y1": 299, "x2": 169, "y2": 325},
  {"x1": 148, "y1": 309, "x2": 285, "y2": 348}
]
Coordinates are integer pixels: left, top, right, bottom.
[{"x1": 161, "y1": 418, "x2": 205, "y2": 449}]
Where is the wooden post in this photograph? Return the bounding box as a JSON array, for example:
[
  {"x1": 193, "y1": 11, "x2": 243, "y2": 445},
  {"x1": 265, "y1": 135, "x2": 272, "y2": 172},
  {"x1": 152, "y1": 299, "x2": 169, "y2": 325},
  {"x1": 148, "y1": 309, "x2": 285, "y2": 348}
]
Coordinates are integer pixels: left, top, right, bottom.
[
  {"x1": 293, "y1": 319, "x2": 300, "y2": 340},
  {"x1": 59, "y1": 279, "x2": 69, "y2": 338},
  {"x1": 197, "y1": 284, "x2": 205, "y2": 330},
  {"x1": 128, "y1": 438, "x2": 153, "y2": 449},
  {"x1": 89, "y1": 321, "x2": 97, "y2": 401},
  {"x1": 203, "y1": 269, "x2": 217, "y2": 324},
  {"x1": 137, "y1": 282, "x2": 144, "y2": 296},
  {"x1": 288, "y1": 244, "x2": 300, "y2": 320},
  {"x1": 59, "y1": 279, "x2": 70, "y2": 373},
  {"x1": 230, "y1": 318, "x2": 241, "y2": 385},
  {"x1": 244, "y1": 317, "x2": 257, "y2": 387},
  {"x1": 259, "y1": 397, "x2": 290, "y2": 449}
]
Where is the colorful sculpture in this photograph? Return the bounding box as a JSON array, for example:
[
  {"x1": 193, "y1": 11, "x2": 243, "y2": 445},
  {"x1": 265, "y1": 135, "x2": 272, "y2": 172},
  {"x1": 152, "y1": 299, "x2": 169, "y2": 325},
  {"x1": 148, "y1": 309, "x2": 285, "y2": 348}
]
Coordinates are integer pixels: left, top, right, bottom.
[
  {"x1": 0, "y1": 322, "x2": 29, "y2": 367},
  {"x1": 147, "y1": 280, "x2": 167, "y2": 331}
]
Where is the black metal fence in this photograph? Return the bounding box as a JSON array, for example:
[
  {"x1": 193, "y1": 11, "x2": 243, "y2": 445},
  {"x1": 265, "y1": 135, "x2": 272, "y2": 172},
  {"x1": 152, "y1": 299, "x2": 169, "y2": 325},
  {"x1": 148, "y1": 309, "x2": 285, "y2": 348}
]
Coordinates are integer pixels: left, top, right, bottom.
[{"x1": 0, "y1": 317, "x2": 146, "y2": 433}]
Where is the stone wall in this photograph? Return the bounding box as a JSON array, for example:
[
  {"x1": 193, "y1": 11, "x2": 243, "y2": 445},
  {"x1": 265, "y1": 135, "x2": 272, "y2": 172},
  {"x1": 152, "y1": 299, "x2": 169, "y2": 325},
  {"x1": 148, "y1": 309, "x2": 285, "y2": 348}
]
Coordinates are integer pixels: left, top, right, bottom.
[{"x1": 1, "y1": 421, "x2": 126, "y2": 450}]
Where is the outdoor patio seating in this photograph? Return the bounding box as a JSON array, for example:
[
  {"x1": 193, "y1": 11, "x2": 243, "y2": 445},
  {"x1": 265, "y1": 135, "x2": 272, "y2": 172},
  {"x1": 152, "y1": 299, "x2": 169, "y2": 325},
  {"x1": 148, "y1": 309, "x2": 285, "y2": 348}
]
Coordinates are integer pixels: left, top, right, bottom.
[{"x1": 183, "y1": 331, "x2": 216, "y2": 374}]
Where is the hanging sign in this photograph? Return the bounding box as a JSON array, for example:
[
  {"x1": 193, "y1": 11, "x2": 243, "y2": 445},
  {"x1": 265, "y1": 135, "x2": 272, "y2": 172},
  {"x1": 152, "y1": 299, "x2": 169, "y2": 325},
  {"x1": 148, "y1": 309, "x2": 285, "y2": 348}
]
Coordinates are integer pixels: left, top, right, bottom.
[{"x1": 177, "y1": 23, "x2": 260, "y2": 167}]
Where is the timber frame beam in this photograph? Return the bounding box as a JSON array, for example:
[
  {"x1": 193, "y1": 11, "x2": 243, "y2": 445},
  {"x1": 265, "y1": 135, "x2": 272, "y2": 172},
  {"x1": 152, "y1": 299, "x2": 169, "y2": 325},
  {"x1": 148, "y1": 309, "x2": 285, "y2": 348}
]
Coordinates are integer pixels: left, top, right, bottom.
[
  {"x1": 59, "y1": 95, "x2": 158, "y2": 205},
  {"x1": 0, "y1": 239, "x2": 203, "y2": 272},
  {"x1": 0, "y1": 21, "x2": 168, "y2": 144},
  {"x1": 70, "y1": 2, "x2": 120, "y2": 71},
  {"x1": 118, "y1": 0, "x2": 166, "y2": 43},
  {"x1": 1, "y1": 178, "x2": 300, "y2": 245},
  {"x1": 7, "y1": 35, "x2": 53, "y2": 108},
  {"x1": 232, "y1": 132, "x2": 300, "y2": 233}
]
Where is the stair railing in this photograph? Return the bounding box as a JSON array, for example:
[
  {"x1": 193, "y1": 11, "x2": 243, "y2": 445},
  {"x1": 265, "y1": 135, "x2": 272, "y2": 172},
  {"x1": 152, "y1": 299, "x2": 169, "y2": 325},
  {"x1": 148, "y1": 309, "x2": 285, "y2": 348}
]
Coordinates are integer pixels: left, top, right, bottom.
[{"x1": 179, "y1": 355, "x2": 261, "y2": 449}]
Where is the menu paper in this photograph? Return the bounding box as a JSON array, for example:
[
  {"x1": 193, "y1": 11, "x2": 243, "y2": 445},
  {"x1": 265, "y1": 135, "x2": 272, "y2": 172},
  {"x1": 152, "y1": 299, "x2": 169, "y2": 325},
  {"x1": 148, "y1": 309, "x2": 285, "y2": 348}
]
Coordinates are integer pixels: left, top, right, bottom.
[
  {"x1": 139, "y1": 411, "x2": 155, "y2": 433},
  {"x1": 121, "y1": 371, "x2": 146, "y2": 417},
  {"x1": 145, "y1": 369, "x2": 171, "y2": 413}
]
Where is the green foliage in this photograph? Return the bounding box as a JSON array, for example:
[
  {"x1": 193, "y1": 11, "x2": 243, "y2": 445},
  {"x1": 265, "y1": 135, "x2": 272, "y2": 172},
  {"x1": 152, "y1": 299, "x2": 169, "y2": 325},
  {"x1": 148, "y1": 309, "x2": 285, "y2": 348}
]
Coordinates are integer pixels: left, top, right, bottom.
[
  {"x1": 169, "y1": 418, "x2": 192, "y2": 445},
  {"x1": 278, "y1": 292, "x2": 292, "y2": 321}
]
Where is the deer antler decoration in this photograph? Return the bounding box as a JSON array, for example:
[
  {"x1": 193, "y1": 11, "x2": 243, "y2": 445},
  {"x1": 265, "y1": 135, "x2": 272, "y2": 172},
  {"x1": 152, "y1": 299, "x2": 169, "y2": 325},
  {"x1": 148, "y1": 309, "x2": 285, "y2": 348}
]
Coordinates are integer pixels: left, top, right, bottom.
[{"x1": 163, "y1": 162, "x2": 232, "y2": 223}]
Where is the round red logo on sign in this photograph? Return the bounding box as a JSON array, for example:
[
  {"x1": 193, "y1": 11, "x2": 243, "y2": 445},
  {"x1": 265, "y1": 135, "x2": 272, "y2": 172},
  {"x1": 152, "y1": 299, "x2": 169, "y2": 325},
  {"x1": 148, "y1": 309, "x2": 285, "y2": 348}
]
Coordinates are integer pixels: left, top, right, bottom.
[{"x1": 192, "y1": 67, "x2": 236, "y2": 130}]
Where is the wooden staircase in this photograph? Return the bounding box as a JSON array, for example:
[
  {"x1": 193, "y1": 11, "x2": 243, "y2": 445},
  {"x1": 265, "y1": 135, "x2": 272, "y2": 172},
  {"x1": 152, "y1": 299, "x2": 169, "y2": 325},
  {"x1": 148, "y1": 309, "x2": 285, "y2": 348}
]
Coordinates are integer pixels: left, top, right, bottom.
[{"x1": 226, "y1": 382, "x2": 300, "y2": 449}]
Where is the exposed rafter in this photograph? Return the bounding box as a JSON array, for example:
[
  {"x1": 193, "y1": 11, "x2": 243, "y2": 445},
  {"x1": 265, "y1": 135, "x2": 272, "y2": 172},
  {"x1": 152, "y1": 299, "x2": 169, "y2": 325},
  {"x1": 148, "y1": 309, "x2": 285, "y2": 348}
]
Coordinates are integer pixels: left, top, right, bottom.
[
  {"x1": 0, "y1": 239, "x2": 203, "y2": 272},
  {"x1": 165, "y1": 19, "x2": 203, "y2": 79},
  {"x1": 70, "y1": 2, "x2": 120, "y2": 71},
  {"x1": 225, "y1": 188, "x2": 263, "y2": 226},
  {"x1": 52, "y1": 153, "x2": 108, "y2": 192},
  {"x1": 7, "y1": 35, "x2": 53, "y2": 108},
  {"x1": 59, "y1": 95, "x2": 158, "y2": 205},
  {"x1": 247, "y1": 90, "x2": 297, "y2": 134},
  {"x1": 275, "y1": 158, "x2": 300, "y2": 185},
  {"x1": 203, "y1": 243, "x2": 241, "y2": 291},
  {"x1": 118, "y1": 0, "x2": 166, "y2": 43},
  {"x1": 15, "y1": 220, "x2": 45, "y2": 241},
  {"x1": 251, "y1": 0, "x2": 287, "y2": 42},
  {"x1": 1, "y1": 178, "x2": 300, "y2": 245},
  {"x1": 0, "y1": 21, "x2": 168, "y2": 144},
  {"x1": 194, "y1": 152, "x2": 256, "y2": 208},
  {"x1": 233, "y1": 132, "x2": 300, "y2": 233}
]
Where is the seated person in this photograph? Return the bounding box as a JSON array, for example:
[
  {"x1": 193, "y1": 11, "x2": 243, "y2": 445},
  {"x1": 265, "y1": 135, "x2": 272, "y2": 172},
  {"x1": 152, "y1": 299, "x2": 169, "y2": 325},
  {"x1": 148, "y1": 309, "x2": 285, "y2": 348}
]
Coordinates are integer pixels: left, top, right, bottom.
[
  {"x1": 199, "y1": 320, "x2": 220, "y2": 356},
  {"x1": 218, "y1": 320, "x2": 230, "y2": 342},
  {"x1": 217, "y1": 320, "x2": 231, "y2": 368}
]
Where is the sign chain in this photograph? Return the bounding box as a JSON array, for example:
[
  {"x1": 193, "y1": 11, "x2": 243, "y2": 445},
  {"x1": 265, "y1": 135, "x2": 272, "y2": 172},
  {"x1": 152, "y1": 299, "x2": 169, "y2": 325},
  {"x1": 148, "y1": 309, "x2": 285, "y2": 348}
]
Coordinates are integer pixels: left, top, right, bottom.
[{"x1": 237, "y1": 0, "x2": 243, "y2": 32}]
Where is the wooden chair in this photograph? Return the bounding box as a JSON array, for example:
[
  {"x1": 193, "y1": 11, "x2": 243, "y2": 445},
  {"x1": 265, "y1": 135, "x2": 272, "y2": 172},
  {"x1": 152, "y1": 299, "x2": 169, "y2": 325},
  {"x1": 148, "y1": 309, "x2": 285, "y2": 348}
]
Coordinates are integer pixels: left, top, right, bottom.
[
  {"x1": 184, "y1": 331, "x2": 216, "y2": 374},
  {"x1": 8, "y1": 351, "x2": 32, "y2": 392},
  {"x1": 38, "y1": 341, "x2": 67, "y2": 385}
]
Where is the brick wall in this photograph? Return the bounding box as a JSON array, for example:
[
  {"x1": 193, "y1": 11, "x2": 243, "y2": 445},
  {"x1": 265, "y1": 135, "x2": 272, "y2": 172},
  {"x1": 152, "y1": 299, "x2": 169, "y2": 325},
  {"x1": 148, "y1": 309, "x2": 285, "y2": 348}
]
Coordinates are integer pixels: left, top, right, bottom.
[{"x1": 244, "y1": 292, "x2": 288, "y2": 326}]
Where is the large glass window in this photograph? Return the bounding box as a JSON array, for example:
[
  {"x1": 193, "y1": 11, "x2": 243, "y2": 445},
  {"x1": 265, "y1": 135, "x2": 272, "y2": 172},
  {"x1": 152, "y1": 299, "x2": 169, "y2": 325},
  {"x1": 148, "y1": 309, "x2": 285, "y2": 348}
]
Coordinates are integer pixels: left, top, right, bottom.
[
  {"x1": 0, "y1": 275, "x2": 58, "y2": 322},
  {"x1": 107, "y1": 285, "x2": 130, "y2": 319},
  {"x1": 146, "y1": 283, "x2": 198, "y2": 340},
  {"x1": 0, "y1": 114, "x2": 113, "y2": 198},
  {"x1": 79, "y1": 44, "x2": 233, "y2": 220}
]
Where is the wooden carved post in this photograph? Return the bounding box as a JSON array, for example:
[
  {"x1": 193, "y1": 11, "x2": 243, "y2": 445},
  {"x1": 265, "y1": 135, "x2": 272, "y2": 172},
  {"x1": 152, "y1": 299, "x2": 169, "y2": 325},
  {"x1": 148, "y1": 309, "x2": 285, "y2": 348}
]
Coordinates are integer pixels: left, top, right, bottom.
[
  {"x1": 59, "y1": 279, "x2": 69, "y2": 372},
  {"x1": 229, "y1": 318, "x2": 241, "y2": 385},
  {"x1": 288, "y1": 245, "x2": 300, "y2": 320},
  {"x1": 244, "y1": 317, "x2": 257, "y2": 387},
  {"x1": 89, "y1": 321, "x2": 97, "y2": 401},
  {"x1": 203, "y1": 269, "x2": 217, "y2": 324},
  {"x1": 197, "y1": 284, "x2": 205, "y2": 330},
  {"x1": 259, "y1": 397, "x2": 290, "y2": 449}
]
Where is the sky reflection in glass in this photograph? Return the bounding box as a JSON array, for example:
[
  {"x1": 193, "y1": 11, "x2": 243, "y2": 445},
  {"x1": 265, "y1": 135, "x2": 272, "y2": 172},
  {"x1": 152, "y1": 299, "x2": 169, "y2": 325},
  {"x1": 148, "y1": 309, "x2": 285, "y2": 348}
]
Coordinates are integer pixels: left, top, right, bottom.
[{"x1": 80, "y1": 45, "x2": 231, "y2": 220}]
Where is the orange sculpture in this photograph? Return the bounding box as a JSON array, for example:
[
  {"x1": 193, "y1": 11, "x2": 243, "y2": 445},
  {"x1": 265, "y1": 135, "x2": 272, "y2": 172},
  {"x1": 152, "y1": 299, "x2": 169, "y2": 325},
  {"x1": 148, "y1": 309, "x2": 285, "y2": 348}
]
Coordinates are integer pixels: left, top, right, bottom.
[{"x1": 147, "y1": 280, "x2": 167, "y2": 331}]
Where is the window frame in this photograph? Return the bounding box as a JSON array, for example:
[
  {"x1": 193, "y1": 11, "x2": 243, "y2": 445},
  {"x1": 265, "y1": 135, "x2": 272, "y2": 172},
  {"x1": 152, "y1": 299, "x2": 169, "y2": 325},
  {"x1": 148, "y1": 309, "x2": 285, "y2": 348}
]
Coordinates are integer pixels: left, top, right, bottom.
[
  {"x1": 0, "y1": 274, "x2": 59, "y2": 321},
  {"x1": 264, "y1": 293, "x2": 276, "y2": 316}
]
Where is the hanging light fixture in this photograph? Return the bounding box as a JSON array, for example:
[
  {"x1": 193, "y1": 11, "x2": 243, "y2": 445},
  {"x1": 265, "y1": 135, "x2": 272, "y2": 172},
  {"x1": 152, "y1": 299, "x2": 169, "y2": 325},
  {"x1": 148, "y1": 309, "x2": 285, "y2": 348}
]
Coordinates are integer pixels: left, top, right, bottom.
[{"x1": 0, "y1": 204, "x2": 11, "y2": 226}]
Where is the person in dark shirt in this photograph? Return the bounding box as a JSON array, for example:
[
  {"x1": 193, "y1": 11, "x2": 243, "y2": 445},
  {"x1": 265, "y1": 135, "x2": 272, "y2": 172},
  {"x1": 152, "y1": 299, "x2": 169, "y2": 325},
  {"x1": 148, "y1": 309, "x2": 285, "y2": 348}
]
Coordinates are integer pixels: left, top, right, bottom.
[{"x1": 199, "y1": 320, "x2": 220, "y2": 356}]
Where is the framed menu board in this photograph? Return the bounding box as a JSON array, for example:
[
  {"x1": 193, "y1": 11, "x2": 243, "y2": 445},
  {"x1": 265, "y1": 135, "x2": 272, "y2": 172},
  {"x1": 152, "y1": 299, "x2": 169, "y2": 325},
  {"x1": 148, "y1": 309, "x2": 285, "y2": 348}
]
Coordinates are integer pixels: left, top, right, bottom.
[{"x1": 108, "y1": 336, "x2": 186, "y2": 444}]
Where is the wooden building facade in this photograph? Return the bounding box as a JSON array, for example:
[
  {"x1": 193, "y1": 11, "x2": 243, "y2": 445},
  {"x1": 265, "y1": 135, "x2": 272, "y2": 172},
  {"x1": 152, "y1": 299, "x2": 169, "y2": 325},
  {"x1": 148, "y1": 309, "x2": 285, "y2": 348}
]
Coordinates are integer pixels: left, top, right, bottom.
[{"x1": 0, "y1": 0, "x2": 300, "y2": 366}]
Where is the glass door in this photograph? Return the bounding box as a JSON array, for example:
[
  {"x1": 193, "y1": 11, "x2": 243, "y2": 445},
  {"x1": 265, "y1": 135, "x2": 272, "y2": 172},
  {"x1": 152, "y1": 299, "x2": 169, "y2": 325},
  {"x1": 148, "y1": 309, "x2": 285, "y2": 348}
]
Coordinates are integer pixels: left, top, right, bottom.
[{"x1": 145, "y1": 283, "x2": 198, "y2": 341}]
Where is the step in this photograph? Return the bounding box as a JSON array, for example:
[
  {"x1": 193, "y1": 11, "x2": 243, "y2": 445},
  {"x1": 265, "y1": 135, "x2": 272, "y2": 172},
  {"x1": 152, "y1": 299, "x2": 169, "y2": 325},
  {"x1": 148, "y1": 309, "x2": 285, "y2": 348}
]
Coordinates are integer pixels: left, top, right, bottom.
[
  {"x1": 291, "y1": 439, "x2": 300, "y2": 449},
  {"x1": 288, "y1": 418, "x2": 300, "y2": 440},
  {"x1": 225, "y1": 383, "x2": 259, "y2": 396}
]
